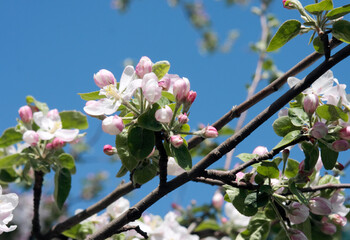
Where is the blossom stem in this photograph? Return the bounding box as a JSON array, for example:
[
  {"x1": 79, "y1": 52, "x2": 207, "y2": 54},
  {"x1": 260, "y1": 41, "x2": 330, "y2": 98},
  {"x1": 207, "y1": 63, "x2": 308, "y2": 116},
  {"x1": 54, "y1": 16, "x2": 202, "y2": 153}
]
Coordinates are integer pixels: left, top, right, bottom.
[
  {"x1": 140, "y1": 89, "x2": 144, "y2": 114},
  {"x1": 122, "y1": 100, "x2": 140, "y2": 116},
  {"x1": 169, "y1": 102, "x2": 181, "y2": 129}
]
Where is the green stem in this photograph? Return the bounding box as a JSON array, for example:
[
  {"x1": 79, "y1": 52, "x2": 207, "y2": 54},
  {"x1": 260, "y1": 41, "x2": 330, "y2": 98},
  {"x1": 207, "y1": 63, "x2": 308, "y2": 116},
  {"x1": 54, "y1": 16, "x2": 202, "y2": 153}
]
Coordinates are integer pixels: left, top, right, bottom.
[
  {"x1": 270, "y1": 198, "x2": 292, "y2": 240},
  {"x1": 169, "y1": 103, "x2": 181, "y2": 129}
]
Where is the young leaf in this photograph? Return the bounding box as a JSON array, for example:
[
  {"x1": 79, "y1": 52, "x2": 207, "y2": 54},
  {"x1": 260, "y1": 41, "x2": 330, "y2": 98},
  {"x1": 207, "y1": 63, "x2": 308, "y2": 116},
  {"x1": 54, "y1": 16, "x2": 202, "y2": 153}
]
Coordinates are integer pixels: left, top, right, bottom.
[
  {"x1": 58, "y1": 153, "x2": 75, "y2": 170},
  {"x1": 267, "y1": 20, "x2": 301, "y2": 52},
  {"x1": 115, "y1": 130, "x2": 139, "y2": 171},
  {"x1": 237, "y1": 214, "x2": 270, "y2": 240},
  {"x1": 60, "y1": 111, "x2": 88, "y2": 130},
  {"x1": 285, "y1": 158, "x2": 299, "y2": 178},
  {"x1": 313, "y1": 36, "x2": 325, "y2": 54},
  {"x1": 116, "y1": 164, "x2": 128, "y2": 178},
  {"x1": 301, "y1": 142, "x2": 319, "y2": 171},
  {"x1": 316, "y1": 104, "x2": 348, "y2": 122},
  {"x1": 194, "y1": 220, "x2": 220, "y2": 232},
  {"x1": 332, "y1": 20, "x2": 350, "y2": 44},
  {"x1": 54, "y1": 168, "x2": 71, "y2": 209},
  {"x1": 0, "y1": 127, "x2": 23, "y2": 148},
  {"x1": 273, "y1": 130, "x2": 301, "y2": 150},
  {"x1": 132, "y1": 163, "x2": 157, "y2": 185},
  {"x1": 171, "y1": 144, "x2": 192, "y2": 170},
  {"x1": 326, "y1": 4, "x2": 350, "y2": 19},
  {"x1": 305, "y1": 0, "x2": 333, "y2": 14},
  {"x1": 257, "y1": 161, "x2": 279, "y2": 179},
  {"x1": 236, "y1": 153, "x2": 260, "y2": 168},
  {"x1": 26, "y1": 95, "x2": 49, "y2": 113},
  {"x1": 78, "y1": 91, "x2": 106, "y2": 101},
  {"x1": 127, "y1": 126, "x2": 155, "y2": 160},
  {"x1": 0, "y1": 153, "x2": 28, "y2": 169},
  {"x1": 137, "y1": 104, "x2": 162, "y2": 131},
  {"x1": 288, "y1": 108, "x2": 308, "y2": 127},
  {"x1": 272, "y1": 116, "x2": 301, "y2": 137},
  {"x1": 224, "y1": 185, "x2": 258, "y2": 217},
  {"x1": 319, "y1": 141, "x2": 338, "y2": 170},
  {"x1": 152, "y1": 61, "x2": 170, "y2": 80}
]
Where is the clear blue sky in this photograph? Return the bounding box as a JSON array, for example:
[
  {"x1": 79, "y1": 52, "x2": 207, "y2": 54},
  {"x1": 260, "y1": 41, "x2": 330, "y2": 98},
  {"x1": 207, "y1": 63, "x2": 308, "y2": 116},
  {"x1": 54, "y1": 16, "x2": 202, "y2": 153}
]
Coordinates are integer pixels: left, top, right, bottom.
[{"x1": 1, "y1": 0, "x2": 349, "y2": 217}]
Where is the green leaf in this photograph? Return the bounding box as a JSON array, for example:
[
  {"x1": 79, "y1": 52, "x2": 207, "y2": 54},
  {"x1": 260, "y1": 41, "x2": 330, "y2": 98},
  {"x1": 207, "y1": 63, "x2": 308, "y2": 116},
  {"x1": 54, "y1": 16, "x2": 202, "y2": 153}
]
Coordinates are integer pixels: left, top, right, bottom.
[
  {"x1": 316, "y1": 104, "x2": 349, "y2": 122},
  {"x1": 288, "y1": 108, "x2": 308, "y2": 127},
  {"x1": 59, "y1": 111, "x2": 88, "y2": 130},
  {"x1": 267, "y1": 20, "x2": 301, "y2": 52},
  {"x1": 116, "y1": 165, "x2": 128, "y2": 178},
  {"x1": 218, "y1": 126, "x2": 235, "y2": 136},
  {"x1": 0, "y1": 153, "x2": 28, "y2": 169},
  {"x1": 152, "y1": 61, "x2": 170, "y2": 80},
  {"x1": 273, "y1": 130, "x2": 301, "y2": 150},
  {"x1": 224, "y1": 185, "x2": 258, "y2": 216},
  {"x1": 285, "y1": 158, "x2": 299, "y2": 178},
  {"x1": 313, "y1": 36, "x2": 325, "y2": 54},
  {"x1": 54, "y1": 168, "x2": 71, "y2": 210},
  {"x1": 318, "y1": 174, "x2": 340, "y2": 198},
  {"x1": 319, "y1": 141, "x2": 338, "y2": 170},
  {"x1": 296, "y1": 218, "x2": 312, "y2": 240},
  {"x1": 0, "y1": 127, "x2": 23, "y2": 148},
  {"x1": 237, "y1": 214, "x2": 270, "y2": 240},
  {"x1": 194, "y1": 219, "x2": 220, "y2": 232},
  {"x1": 137, "y1": 104, "x2": 162, "y2": 131},
  {"x1": 132, "y1": 163, "x2": 157, "y2": 185},
  {"x1": 305, "y1": 0, "x2": 333, "y2": 14},
  {"x1": 257, "y1": 161, "x2": 279, "y2": 179},
  {"x1": 301, "y1": 142, "x2": 319, "y2": 171},
  {"x1": 115, "y1": 130, "x2": 139, "y2": 171},
  {"x1": 236, "y1": 153, "x2": 260, "y2": 168},
  {"x1": 26, "y1": 95, "x2": 49, "y2": 113},
  {"x1": 272, "y1": 116, "x2": 301, "y2": 137},
  {"x1": 289, "y1": 180, "x2": 308, "y2": 205},
  {"x1": 78, "y1": 91, "x2": 106, "y2": 101},
  {"x1": 171, "y1": 144, "x2": 192, "y2": 170},
  {"x1": 127, "y1": 127, "x2": 155, "y2": 160},
  {"x1": 332, "y1": 20, "x2": 350, "y2": 44},
  {"x1": 161, "y1": 91, "x2": 175, "y2": 102},
  {"x1": 58, "y1": 153, "x2": 75, "y2": 170},
  {"x1": 327, "y1": 4, "x2": 350, "y2": 20},
  {"x1": 0, "y1": 168, "x2": 18, "y2": 182}
]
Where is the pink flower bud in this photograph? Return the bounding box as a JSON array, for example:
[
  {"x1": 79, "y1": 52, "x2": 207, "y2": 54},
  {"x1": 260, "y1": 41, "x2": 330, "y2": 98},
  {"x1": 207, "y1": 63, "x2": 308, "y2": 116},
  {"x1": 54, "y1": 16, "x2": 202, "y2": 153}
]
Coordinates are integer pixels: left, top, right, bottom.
[
  {"x1": 332, "y1": 139, "x2": 349, "y2": 152},
  {"x1": 330, "y1": 214, "x2": 347, "y2": 226},
  {"x1": 186, "y1": 91, "x2": 197, "y2": 104},
  {"x1": 178, "y1": 113, "x2": 189, "y2": 124},
  {"x1": 173, "y1": 77, "x2": 190, "y2": 102},
  {"x1": 212, "y1": 190, "x2": 224, "y2": 210},
  {"x1": 102, "y1": 115, "x2": 124, "y2": 135},
  {"x1": 309, "y1": 197, "x2": 332, "y2": 215},
  {"x1": 252, "y1": 146, "x2": 268, "y2": 156},
  {"x1": 135, "y1": 56, "x2": 153, "y2": 78},
  {"x1": 321, "y1": 222, "x2": 337, "y2": 235},
  {"x1": 94, "y1": 69, "x2": 116, "y2": 88},
  {"x1": 23, "y1": 130, "x2": 39, "y2": 146},
  {"x1": 46, "y1": 142, "x2": 53, "y2": 150},
  {"x1": 289, "y1": 229, "x2": 308, "y2": 240},
  {"x1": 142, "y1": 72, "x2": 162, "y2": 104},
  {"x1": 155, "y1": 106, "x2": 173, "y2": 123},
  {"x1": 202, "y1": 126, "x2": 218, "y2": 138},
  {"x1": 52, "y1": 137, "x2": 65, "y2": 149},
  {"x1": 170, "y1": 135, "x2": 183, "y2": 148},
  {"x1": 103, "y1": 144, "x2": 116, "y2": 156},
  {"x1": 287, "y1": 202, "x2": 309, "y2": 224},
  {"x1": 339, "y1": 126, "x2": 350, "y2": 140},
  {"x1": 18, "y1": 105, "x2": 33, "y2": 123},
  {"x1": 303, "y1": 93, "x2": 319, "y2": 115},
  {"x1": 311, "y1": 122, "x2": 328, "y2": 139},
  {"x1": 158, "y1": 75, "x2": 172, "y2": 91}
]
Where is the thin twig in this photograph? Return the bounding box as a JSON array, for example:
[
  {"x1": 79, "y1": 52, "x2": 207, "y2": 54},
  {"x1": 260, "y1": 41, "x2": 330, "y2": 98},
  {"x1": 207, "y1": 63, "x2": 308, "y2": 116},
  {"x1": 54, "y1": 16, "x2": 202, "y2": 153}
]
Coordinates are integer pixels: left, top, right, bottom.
[{"x1": 116, "y1": 225, "x2": 148, "y2": 239}]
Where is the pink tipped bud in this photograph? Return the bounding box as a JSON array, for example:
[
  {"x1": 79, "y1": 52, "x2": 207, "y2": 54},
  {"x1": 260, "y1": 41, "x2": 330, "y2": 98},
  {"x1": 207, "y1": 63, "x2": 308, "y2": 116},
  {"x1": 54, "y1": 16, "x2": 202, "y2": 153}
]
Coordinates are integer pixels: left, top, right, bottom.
[
  {"x1": 103, "y1": 144, "x2": 117, "y2": 156},
  {"x1": 311, "y1": 122, "x2": 328, "y2": 139},
  {"x1": 94, "y1": 69, "x2": 116, "y2": 88},
  {"x1": 339, "y1": 126, "x2": 350, "y2": 140},
  {"x1": 202, "y1": 126, "x2": 218, "y2": 138},
  {"x1": 155, "y1": 106, "x2": 173, "y2": 123},
  {"x1": 332, "y1": 139, "x2": 349, "y2": 152},
  {"x1": 173, "y1": 77, "x2": 190, "y2": 102},
  {"x1": 212, "y1": 190, "x2": 224, "y2": 210},
  {"x1": 289, "y1": 229, "x2": 308, "y2": 240},
  {"x1": 23, "y1": 130, "x2": 39, "y2": 146},
  {"x1": 252, "y1": 146, "x2": 268, "y2": 156},
  {"x1": 52, "y1": 138, "x2": 65, "y2": 149},
  {"x1": 171, "y1": 202, "x2": 182, "y2": 210},
  {"x1": 309, "y1": 197, "x2": 332, "y2": 215},
  {"x1": 330, "y1": 214, "x2": 347, "y2": 226},
  {"x1": 102, "y1": 115, "x2": 124, "y2": 135},
  {"x1": 46, "y1": 143, "x2": 53, "y2": 150},
  {"x1": 170, "y1": 135, "x2": 183, "y2": 148},
  {"x1": 19, "y1": 105, "x2": 33, "y2": 123},
  {"x1": 178, "y1": 113, "x2": 189, "y2": 124},
  {"x1": 158, "y1": 75, "x2": 172, "y2": 91},
  {"x1": 303, "y1": 93, "x2": 319, "y2": 115},
  {"x1": 135, "y1": 56, "x2": 153, "y2": 78},
  {"x1": 321, "y1": 222, "x2": 337, "y2": 235},
  {"x1": 186, "y1": 91, "x2": 197, "y2": 104},
  {"x1": 334, "y1": 162, "x2": 344, "y2": 171},
  {"x1": 286, "y1": 202, "x2": 309, "y2": 224}
]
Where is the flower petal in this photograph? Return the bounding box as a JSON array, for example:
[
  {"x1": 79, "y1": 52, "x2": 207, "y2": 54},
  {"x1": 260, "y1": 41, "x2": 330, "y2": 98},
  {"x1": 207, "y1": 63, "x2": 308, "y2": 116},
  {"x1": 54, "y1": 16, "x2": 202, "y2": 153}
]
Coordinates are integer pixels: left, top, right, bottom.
[
  {"x1": 37, "y1": 130, "x2": 54, "y2": 140},
  {"x1": 119, "y1": 65, "x2": 135, "y2": 93},
  {"x1": 55, "y1": 129, "x2": 79, "y2": 142},
  {"x1": 122, "y1": 79, "x2": 142, "y2": 101}
]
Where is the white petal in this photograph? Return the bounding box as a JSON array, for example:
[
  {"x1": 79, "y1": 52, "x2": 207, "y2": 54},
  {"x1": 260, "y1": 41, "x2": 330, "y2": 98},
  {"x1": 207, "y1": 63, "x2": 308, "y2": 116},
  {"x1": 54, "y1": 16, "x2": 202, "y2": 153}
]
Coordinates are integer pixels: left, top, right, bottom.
[
  {"x1": 119, "y1": 65, "x2": 135, "y2": 93},
  {"x1": 103, "y1": 100, "x2": 121, "y2": 115},
  {"x1": 167, "y1": 157, "x2": 185, "y2": 176},
  {"x1": 84, "y1": 99, "x2": 117, "y2": 116},
  {"x1": 122, "y1": 79, "x2": 142, "y2": 101},
  {"x1": 55, "y1": 129, "x2": 79, "y2": 142},
  {"x1": 312, "y1": 70, "x2": 334, "y2": 95},
  {"x1": 37, "y1": 130, "x2": 54, "y2": 140},
  {"x1": 33, "y1": 112, "x2": 45, "y2": 128},
  {"x1": 287, "y1": 77, "x2": 300, "y2": 89}
]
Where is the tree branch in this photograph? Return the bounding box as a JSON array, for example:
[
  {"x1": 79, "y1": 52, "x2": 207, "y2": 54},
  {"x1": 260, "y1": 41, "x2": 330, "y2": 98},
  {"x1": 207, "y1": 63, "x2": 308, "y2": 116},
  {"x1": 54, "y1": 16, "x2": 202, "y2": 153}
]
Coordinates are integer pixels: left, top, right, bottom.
[
  {"x1": 155, "y1": 131, "x2": 168, "y2": 187},
  {"x1": 31, "y1": 170, "x2": 44, "y2": 240},
  {"x1": 115, "y1": 225, "x2": 148, "y2": 239},
  {"x1": 87, "y1": 44, "x2": 350, "y2": 240}
]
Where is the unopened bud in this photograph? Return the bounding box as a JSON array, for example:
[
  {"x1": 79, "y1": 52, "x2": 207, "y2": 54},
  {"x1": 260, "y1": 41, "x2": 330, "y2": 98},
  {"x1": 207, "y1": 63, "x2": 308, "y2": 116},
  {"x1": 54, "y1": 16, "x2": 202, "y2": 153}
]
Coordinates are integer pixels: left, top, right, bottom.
[
  {"x1": 289, "y1": 229, "x2": 308, "y2": 240},
  {"x1": 94, "y1": 69, "x2": 116, "y2": 88},
  {"x1": 330, "y1": 214, "x2": 347, "y2": 226},
  {"x1": 332, "y1": 139, "x2": 349, "y2": 152},
  {"x1": 135, "y1": 56, "x2": 153, "y2": 78},
  {"x1": 23, "y1": 130, "x2": 39, "y2": 146},
  {"x1": 311, "y1": 122, "x2": 328, "y2": 139},
  {"x1": 103, "y1": 144, "x2": 117, "y2": 156},
  {"x1": 155, "y1": 106, "x2": 173, "y2": 123},
  {"x1": 212, "y1": 190, "x2": 224, "y2": 210},
  {"x1": 173, "y1": 78, "x2": 190, "y2": 103},
  {"x1": 303, "y1": 93, "x2": 319, "y2": 115},
  {"x1": 170, "y1": 135, "x2": 183, "y2": 148},
  {"x1": 202, "y1": 126, "x2": 218, "y2": 138},
  {"x1": 309, "y1": 197, "x2": 332, "y2": 215},
  {"x1": 252, "y1": 146, "x2": 268, "y2": 156},
  {"x1": 18, "y1": 105, "x2": 33, "y2": 123},
  {"x1": 178, "y1": 113, "x2": 189, "y2": 124},
  {"x1": 102, "y1": 115, "x2": 124, "y2": 135},
  {"x1": 286, "y1": 202, "x2": 309, "y2": 224},
  {"x1": 334, "y1": 162, "x2": 345, "y2": 171},
  {"x1": 339, "y1": 126, "x2": 350, "y2": 140},
  {"x1": 321, "y1": 222, "x2": 337, "y2": 235},
  {"x1": 52, "y1": 137, "x2": 65, "y2": 149}
]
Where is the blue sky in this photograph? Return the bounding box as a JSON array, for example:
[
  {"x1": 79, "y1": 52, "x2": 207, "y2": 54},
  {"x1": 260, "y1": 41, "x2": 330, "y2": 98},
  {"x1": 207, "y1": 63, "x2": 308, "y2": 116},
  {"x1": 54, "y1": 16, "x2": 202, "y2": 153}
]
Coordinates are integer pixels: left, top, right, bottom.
[{"x1": 1, "y1": 0, "x2": 350, "y2": 217}]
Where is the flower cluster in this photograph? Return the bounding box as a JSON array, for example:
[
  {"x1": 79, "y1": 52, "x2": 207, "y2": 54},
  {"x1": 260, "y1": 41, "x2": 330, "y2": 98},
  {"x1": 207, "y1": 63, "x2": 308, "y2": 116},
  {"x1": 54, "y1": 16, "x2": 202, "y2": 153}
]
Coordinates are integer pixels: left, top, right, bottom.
[{"x1": 0, "y1": 186, "x2": 18, "y2": 235}]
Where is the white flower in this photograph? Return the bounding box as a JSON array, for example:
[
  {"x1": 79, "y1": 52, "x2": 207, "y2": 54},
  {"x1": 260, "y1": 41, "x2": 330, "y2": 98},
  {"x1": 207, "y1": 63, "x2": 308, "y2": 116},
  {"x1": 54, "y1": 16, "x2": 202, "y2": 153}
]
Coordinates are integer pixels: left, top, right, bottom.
[
  {"x1": 330, "y1": 191, "x2": 350, "y2": 217},
  {"x1": 106, "y1": 197, "x2": 130, "y2": 219},
  {"x1": 84, "y1": 66, "x2": 142, "y2": 116},
  {"x1": 0, "y1": 186, "x2": 18, "y2": 234},
  {"x1": 167, "y1": 157, "x2": 185, "y2": 176},
  {"x1": 224, "y1": 202, "x2": 250, "y2": 228}
]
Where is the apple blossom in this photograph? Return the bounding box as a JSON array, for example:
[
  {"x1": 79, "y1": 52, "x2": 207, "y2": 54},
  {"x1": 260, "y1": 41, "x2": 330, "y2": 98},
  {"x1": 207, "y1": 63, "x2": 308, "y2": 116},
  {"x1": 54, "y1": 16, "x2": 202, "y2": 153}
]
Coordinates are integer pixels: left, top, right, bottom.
[
  {"x1": 330, "y1": 191, "x2": 350, "y2": 217},
  {"x1": 330, "y1": 214, "x2": 347, "y2": 226},
  {"x1": 332, "y1": 139, "x2": 349, "y2": 152},
  {"x1": 106, "y1": 197, "x2": 130, "y2": 219},
  {"x1": 141, "y1": 72, "x2": 162, "y2": 104},
  {"x1": 18, "y1": 105, "x2": 33, "y2": 123},
  {"x1": 339, "y1": 126, "x2": 350, "y2": 140},
  {"x1": 303, "y1": 93, "x2": 319, "y2": 115},
  {"x1": 94, "y1": 69, "x2": 116, "y2": 88},
  {"x1": 102, "y1": 115, "x2": 124, "y2": 135},
  {"x1": 103, "y1": 144, "x2": 116, "y2": 156},
  {"x1": 167, "y1": 157, "x2": 185, "y2": 176},
  {"x1": 173, "y1": 77, "x2": 190, "y2": 102},
  {"x1": 202, "y1": 126, "x2": 218, "y2": 138},
  {"x1": 170, "y1": 135, "x2": 183, "y2": 148},
  {"x1": 309, "y1": 197, "x2": 332, "y2": 215},
  {"x1": 212, "y1": 190, "x2": 224, "y2": 210},
  {"x1": 135, "y1": 56, "x2": 153, "y2": 78},
  {"x1": 224, "y1": 202, "x2": 250, "y2": 228},
  {"x1": 252, "y1": 146, "x2": 268, "y2": 155},
  {"x1": 178, "y1": 113, "x2": 189, "y2": 124},
  {"x1": 23, "y1": 130, "x2": 39, "y2": 146},
  {"x1": 186, "y1": 90, "x2": 197, "y2": 104},
  {"x1": 0, "y1": 185, "x2": 18, "y2": 234},
  {"x1": 286, "y1": 202, "x2": 309, "y2": 224},
  {"x1": 289, "y1": 229, "x2": 308, "y2": 240},
  {"x1": 155, "y1": 106, "x2": 173, "y2": 123},
  {"x1": 321, "y1": 222, "x2": 337, "y2": 235},
  {"x1": 310, "y1": 122, "x2": 328, "y2": 139},
  {"x1": 158, "y1": 74, "x2": 173, "y2": 90}
]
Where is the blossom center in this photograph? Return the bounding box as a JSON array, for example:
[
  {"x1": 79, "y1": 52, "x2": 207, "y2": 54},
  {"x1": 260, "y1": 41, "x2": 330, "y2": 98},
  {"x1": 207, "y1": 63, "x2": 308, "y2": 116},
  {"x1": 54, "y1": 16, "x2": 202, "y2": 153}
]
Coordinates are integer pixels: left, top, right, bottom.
[{"x1": 104, "y1": 84, "x2": 121, "y2": 100}]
